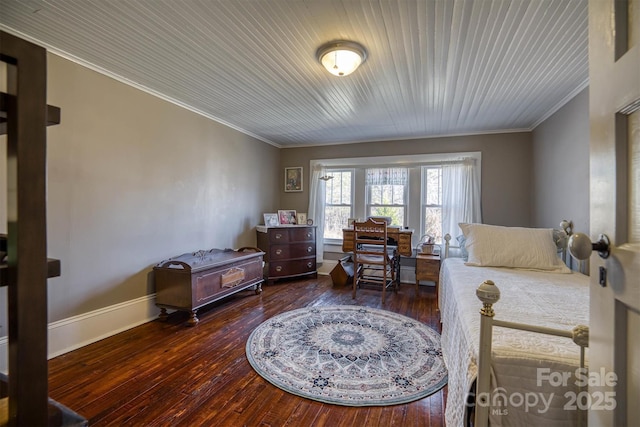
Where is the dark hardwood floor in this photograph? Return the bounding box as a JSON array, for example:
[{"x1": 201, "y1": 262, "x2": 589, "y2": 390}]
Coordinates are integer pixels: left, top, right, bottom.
[{"x1": 48, "y1": 275, "x2": 446, "y2": 426}]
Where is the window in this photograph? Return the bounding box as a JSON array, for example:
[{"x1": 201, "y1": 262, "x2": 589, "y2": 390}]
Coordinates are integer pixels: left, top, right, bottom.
[
  {"x1": 366, "y1": 168, "x2": 408, "y2": 226},
  {"x1": 324, "y1": 170, "x2": 353, "y2": 239},
  {"x1": 312, "y1": 152, "x2": 481, "y2": 246},
  {"x1": 421, "y1": 166, "x2": 443, "y2": 242}
]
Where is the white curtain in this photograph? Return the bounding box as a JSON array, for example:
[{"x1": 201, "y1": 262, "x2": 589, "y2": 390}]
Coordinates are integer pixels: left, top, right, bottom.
[
  {"x1": 442, "y1": 158, "x2": 482, "y2": 239},
  {"x1": 308, "y1": 164, "x2": 326, "y2": 263}
]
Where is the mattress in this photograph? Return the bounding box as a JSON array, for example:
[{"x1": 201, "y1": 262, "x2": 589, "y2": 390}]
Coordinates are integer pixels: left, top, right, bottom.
[{"x1": 440, "y1": 258, "x2": 589, "y2": 426}]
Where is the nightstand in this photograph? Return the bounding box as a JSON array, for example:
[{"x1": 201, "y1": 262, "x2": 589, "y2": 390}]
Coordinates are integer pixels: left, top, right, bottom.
[{"x1": 415, "y1": 253, "x2": 441, "y2": 302}]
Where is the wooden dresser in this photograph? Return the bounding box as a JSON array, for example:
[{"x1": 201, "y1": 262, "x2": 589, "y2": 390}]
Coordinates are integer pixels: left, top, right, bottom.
[
  {"x1": 256, "y1": 225, "x2": 317, "y2": 284},
  {"x1": 154, "y1": 248, "x2": 264, "y2": 326}
]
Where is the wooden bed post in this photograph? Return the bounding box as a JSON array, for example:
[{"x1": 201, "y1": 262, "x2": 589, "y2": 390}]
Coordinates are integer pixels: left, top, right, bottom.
[{"x1": 474, "y1": 280, "x2": 501, "y2": 427}]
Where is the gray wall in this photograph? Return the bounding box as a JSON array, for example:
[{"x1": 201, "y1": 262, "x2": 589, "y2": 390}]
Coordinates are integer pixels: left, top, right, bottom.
[
  {"x1": 280, "y1": 132, "x2": 534, "y2": 228},
  {"x1": 0, "y1": 53, "x2": 280, "y2": 329},
  {"x1": 531, "y1": 88, "x2": 589, "y2": 233}
]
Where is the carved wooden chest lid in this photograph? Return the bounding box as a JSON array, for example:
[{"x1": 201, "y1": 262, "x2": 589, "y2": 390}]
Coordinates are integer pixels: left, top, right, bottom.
[{"x1": 154, "y1": 248, "x2": 263, "y2": 273}]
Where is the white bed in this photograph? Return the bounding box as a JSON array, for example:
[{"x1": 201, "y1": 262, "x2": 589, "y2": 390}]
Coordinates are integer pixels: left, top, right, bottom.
[{"x1": 439, "y1": 224, "x2": 589, "y2": 426}]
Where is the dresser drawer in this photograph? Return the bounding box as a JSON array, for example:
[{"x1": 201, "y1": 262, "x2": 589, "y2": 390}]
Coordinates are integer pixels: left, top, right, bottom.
[
  {"x1": 342, "y1": 230, "x2": 355, "y2": 253},
  {"x1": 290, "y1": 226, "x2": 315, "y2": 242},
  {"x1": 270, "y1": 243, "x2": 316, "y2": 260},
  {"x1": 398, "y1": 234, "x2": 412, "y2": 256},
  {"x1": 269, "y1": 229, "x2": 290, "y2": 244},
  {"x1": 416, "y1": 262, "x2": 439, "y2": 278},
  {"x1": 269, "y1": 257, "x2": 317, "y2": 277},
  {"x1": 415, "y1": 254, "x2": 440, "y2": 282}
]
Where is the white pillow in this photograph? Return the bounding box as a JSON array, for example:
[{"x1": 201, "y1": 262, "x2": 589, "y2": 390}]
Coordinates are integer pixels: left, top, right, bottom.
[{"x1": 458, "y1": 223, "x2": 570, "y2": 272}]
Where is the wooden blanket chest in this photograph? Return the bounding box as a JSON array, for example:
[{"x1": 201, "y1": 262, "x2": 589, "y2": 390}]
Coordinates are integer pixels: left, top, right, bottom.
[{"x1": 154, "y1": 248, "x2": 264, "y2": 325}]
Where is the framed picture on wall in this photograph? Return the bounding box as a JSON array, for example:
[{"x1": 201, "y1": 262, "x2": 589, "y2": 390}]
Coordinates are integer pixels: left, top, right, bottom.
[{"x1": 284, "y1": 167, "x2": 303, "y2": 192}]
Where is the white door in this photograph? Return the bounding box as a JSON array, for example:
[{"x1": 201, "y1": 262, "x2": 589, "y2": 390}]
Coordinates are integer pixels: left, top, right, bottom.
[{"x1": 588, "y1": 1, "x2": 640, "y2": 426}]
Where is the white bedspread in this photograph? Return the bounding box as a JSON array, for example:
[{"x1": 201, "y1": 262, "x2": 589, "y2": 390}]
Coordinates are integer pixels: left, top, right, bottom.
[{"x1": 440, "y1": 258, "x2": 589, "y2": 426}]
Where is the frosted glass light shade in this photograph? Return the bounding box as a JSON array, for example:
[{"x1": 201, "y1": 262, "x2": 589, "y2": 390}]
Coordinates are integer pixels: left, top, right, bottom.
[{"x1": 316, "y1": 41, "x2": 367, "y2": 77}]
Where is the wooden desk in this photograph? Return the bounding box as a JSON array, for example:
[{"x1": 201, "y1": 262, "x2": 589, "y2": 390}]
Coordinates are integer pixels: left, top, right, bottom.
[{"x1": 342, "y1": 227, "x2": 413, "y2": 257}]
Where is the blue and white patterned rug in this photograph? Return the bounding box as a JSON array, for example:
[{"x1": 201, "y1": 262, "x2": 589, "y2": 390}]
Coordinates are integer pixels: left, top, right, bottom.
[{"x1": 245, "y1": 305, "x2": 447, "y2": 406}]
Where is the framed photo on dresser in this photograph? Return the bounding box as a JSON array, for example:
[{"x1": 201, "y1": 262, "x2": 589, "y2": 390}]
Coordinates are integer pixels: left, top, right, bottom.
[
  {"x1": 263, "y1": 213, "x2": 279, "y2": 227},
  {"x1": 278, "y1": 210, "x2": 297, "y2": 225}
]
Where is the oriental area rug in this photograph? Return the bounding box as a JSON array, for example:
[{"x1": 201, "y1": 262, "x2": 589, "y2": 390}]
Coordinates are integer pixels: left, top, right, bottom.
[{"x1": 245, "y1": 305, "x2": 447, "y2": 406}]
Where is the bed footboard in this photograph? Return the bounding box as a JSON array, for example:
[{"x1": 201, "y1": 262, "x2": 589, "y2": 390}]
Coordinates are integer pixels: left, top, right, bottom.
[{"x1": 474, "y1": 280, "x2": 589, "y2": 427}]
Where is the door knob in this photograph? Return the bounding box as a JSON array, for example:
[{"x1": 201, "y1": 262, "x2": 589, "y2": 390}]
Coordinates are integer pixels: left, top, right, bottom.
[{"x1": 568, "y1": 233, "x2": 611, "y2": 260}]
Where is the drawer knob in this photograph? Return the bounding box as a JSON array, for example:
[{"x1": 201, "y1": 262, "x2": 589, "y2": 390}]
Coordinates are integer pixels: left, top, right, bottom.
[
  {"x1": 307, "y1": 246, "x2": 313, "y2": 253},
  {"x1": 306, "y1": 233, "x2": 312, "y2": 238},
  {"x1": 275, "y1": 266, "x2": 282, "y2": 272},
  {"x1": 307, "y1": 262, "x2": 313, "y2": 268},
  {"x1": 275, "y1": 249, "x2": 282, "y2": 255},
  {"x1": 275, "y1": 233, "x2": 283, "y2": 239}
]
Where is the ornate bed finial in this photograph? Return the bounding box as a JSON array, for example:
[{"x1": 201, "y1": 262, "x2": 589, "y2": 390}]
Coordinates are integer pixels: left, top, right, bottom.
[
  {"x1": 559, "y1": 219, "x2": 573, "y2": 235},
  {"x1": 571, "y1": 325, "x2": 589, "y2": 347},
  {"x1": 476, "y1": 280, "x2": 500, "y2": 317}
]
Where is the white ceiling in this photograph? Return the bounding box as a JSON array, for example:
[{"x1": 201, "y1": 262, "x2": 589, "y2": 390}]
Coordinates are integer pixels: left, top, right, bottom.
[{"x1": 0, "y1": 0, "x2": 588, "y2": 148}]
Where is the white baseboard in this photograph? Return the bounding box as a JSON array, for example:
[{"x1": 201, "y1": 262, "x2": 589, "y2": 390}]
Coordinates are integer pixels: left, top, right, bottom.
[{"x1": 0, "y1": 294, "x2": 160, "y2": 373}]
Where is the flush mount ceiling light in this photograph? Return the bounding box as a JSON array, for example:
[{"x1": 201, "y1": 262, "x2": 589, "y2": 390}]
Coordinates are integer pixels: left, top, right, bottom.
[{"x1": 316, "y1": 40, "x2": 367, "y2": 77}]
